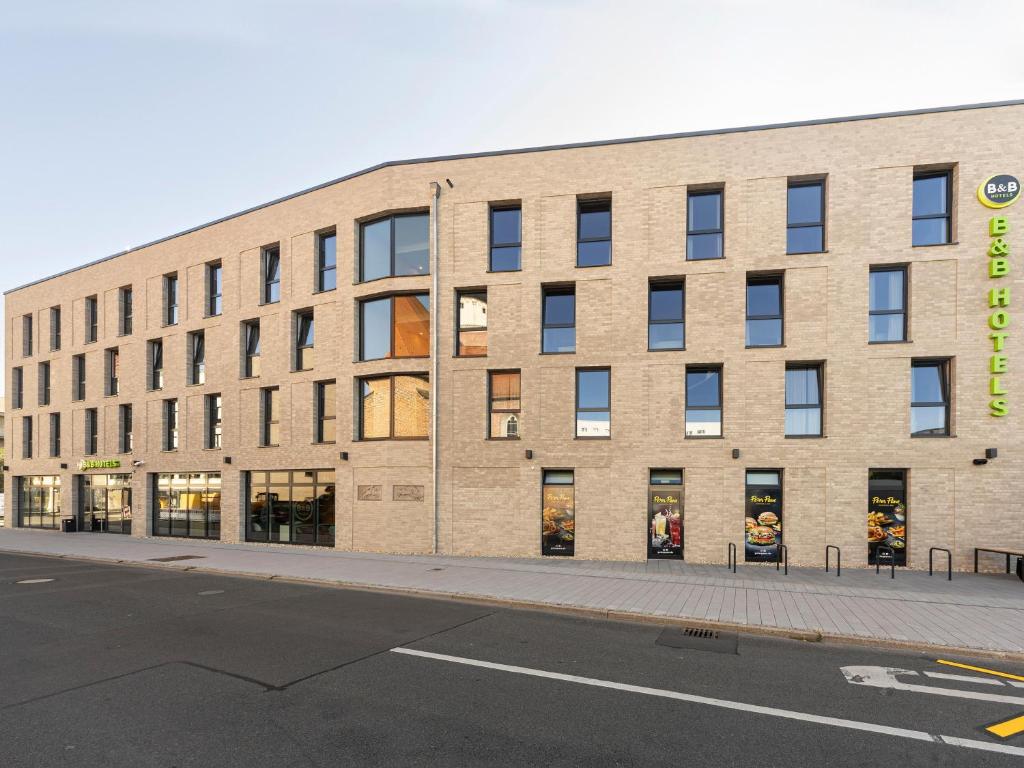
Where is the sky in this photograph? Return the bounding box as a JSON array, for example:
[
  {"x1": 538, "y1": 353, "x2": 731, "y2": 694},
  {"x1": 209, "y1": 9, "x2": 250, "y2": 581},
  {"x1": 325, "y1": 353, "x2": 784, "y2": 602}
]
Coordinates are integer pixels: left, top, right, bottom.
[{"x1": 1, "y1": 0, "x2": 1022, "y2": 393}]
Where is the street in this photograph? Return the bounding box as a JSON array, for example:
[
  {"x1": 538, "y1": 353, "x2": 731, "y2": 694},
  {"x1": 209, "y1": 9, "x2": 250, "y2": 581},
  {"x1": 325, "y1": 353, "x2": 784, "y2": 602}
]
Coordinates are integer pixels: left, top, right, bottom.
[{"x1": 1, "y1": 551, "x2": 1022, "y2": 767}]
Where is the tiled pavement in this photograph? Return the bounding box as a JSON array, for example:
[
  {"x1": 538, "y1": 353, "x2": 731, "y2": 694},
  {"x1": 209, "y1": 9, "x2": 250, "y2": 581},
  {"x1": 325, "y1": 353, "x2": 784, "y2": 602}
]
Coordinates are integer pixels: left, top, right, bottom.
[{"x1": 1, "y1": 528, "x2": 1022, "y2": 655}]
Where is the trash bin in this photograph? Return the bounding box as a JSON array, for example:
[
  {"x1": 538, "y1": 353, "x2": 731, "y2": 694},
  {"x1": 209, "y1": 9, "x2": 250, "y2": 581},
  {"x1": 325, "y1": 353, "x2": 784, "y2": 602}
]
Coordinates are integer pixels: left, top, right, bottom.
[{"x1": 61, "y1": 518, "x2": 77, "y2": 533}]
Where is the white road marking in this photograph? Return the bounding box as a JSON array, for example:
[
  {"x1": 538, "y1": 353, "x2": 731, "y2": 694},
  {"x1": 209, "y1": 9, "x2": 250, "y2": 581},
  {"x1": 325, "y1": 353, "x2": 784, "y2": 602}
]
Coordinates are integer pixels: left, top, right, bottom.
[
  {"x1": 842, "y1": 666, "x2": 1024, "y2": 706},
  {"x1": 923, "y1": 671, "x2": 1008, "y2": 686},
  {"x1": 391, "y1": 648, "x2": 1024, "y2": 758},
  {"x1": 15, "y1": 578, "x2": 55, "y2": 584}
]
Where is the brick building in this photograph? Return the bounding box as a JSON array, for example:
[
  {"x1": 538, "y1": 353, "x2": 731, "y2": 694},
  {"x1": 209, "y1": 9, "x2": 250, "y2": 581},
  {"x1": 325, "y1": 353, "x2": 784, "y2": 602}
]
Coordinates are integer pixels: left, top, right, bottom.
[{"x1": 4, "y1": 100, "x2": 1022, "y2": 569}]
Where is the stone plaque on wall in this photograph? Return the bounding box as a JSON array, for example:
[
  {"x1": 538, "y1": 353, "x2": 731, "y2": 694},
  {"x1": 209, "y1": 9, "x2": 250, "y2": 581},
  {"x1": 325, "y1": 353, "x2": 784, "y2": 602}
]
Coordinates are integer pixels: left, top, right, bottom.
[
  {"x1": 393, "y1": 485, "x2": 424, "y2": 502},
  {"x1": 357, "y1": 485, "x2": 382, "y2": 501}
]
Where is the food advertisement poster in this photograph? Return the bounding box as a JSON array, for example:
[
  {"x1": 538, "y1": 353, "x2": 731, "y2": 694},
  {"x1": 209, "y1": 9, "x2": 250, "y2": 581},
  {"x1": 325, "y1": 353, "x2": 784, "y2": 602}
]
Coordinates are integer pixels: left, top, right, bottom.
[
  {"x1": 649, "y1": 490, "x2": 682, "y2": 559},
  {"x1": 868, "y1": 492, "x2": 907, "y2": 566},
  {"x1": 542, "y1": 485, "x2": 575, "y2": 556},
  {"x1": 744, "y1": 486, "x2": 782, "y2": 563}
]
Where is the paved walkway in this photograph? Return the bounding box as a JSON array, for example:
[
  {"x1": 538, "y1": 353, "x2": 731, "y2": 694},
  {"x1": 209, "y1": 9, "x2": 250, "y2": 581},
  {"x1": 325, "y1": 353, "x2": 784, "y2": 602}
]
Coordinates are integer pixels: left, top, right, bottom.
[{"x1": 1, "y1": 529, "x2": 1022, "y2": 656}]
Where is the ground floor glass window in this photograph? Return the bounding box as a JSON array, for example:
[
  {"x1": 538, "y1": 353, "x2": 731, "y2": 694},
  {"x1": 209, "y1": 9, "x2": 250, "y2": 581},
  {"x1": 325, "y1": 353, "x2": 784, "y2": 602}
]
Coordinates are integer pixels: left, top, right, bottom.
[
  {"x1": 80, "y1": 474, "x2": 133, "y2": 534},
  {"x1": 541, "y1": 470, "x2": 574, "y2": 556},
  {"x1": 649, "y1": 469, "x2": 683, "y2": 559},
  {"x1": 247, "y1": 470, "x2": 336, "y2": 547},
  {"x1": 744, "y1": 470, "x2": 782, "y2": 563},
  {"x1": 154, "y1": 473, "x2": 221, "y2": 539},
  {"x1": 18, "y1": 475, "x2": 62, "y2": 529},
  {"x1": 868, "y1": 469, "x2": 907, "y2": 566}
]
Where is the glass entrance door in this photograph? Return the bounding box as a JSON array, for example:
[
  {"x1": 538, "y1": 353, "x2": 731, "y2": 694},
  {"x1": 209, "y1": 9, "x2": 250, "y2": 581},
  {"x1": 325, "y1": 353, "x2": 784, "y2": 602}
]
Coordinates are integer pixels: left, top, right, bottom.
[{"x1": 80, "y1": 474, "x2": 133, "y2": 534}]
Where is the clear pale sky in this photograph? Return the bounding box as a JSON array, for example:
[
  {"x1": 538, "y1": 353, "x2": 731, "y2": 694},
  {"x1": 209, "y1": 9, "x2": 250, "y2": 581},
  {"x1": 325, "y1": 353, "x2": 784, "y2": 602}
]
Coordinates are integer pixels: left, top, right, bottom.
[{"x1": 2, "y1": 0, "x2": 1022, "y2": 393}]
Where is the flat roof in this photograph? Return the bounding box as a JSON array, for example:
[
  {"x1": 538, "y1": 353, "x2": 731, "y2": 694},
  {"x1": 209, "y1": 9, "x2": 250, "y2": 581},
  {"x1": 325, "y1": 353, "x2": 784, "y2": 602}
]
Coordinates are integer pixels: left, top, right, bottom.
[{"x1": 7, "y1": 97, "x2": 1024, "y2": 296}]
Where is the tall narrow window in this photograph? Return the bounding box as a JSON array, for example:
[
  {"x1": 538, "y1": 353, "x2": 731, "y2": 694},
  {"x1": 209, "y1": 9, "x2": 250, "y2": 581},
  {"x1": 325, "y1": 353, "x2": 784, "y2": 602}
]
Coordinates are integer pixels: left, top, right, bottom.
[
  {"x1": 912, "y1": 170, "x2": 951, "y2": 246},
  {"x1": 316, "y1": 381, "x2": 336, "y2": 443},
  {"x1": 38, "y1": 361, "x2": 51, "y2": 406},
  {"x1": 360, "y1": 213, "x2": 429, "y2": 282},
  {"x1": 576, "y1": 198, "x2": 612, "y2": 267},
  {"x1": 22, "y1": 416, "x2": 33, "y2": 459},
  {"x1": 12, "y1": 367, "x2": 23, "y2": 409},
  {"x1": 746, "y1": 274, "x2": 783, "y2": 347},
  {"x1": 542, "y1": 285, "x2": 575, "y2": 353},
  {"x1": 119, "y1": 404, "x2": 133, "y2": 453},
  {"x1": 648, "y1": 281, "x2": 685, "y2": 350},
  {"x1": 206, "y1": 394, "x2": 222, "y2": 449},
  {"x1": 785, "y1": 364, "x2": 823, "y2": 437},
  {"x1": 576, "y1": 368, "x2": 611, "y2": 438},
  {"x1": 164, "y1": 399, "x2": 179, "y2": 451},
  {"x1": 22, "y1": 314, "x2": 33, "y2": 356},
  {"x1": 243, "y1": 320, "x2": 261, "y2": 377},
  {"x1": 359, "y1": 294, "x2": 430, "y2": 361},
  {"x1": 318, "y1": 231, "x2": 337, "y2": 291},
  {"x1": 687, "y1": 189, "x2": 724, "y2": 260},
  {"x1": 261, "y1": 387, "x2": 279, "y2": 446},
  {"x1": 106, "y1": 348, "x2": 119, "y2": 396},
  {"x1": 85, "y1": 408, "x2": 98, "y2": 455},
  {"x1": 295, "y1": 310, "x2": 314, "y2": 370},
  {"x1": 685, "y1": 366, "x2": 722, "y2": 438},
  {"x1": 911, "y1": 359, "x2": 950, "y2": 436},
  {"x1": 49, "y1": 412, "x2": 61, "y2": 457},
  {"x1": 119, "y1": 286, "x2": 133, "y2": 335},
  {"x1": 787, "y1": 179, "x2": 825, "y2": 254},
  {"x1": 207, "y1": 261, "x2": 223, "y2": 316},
  {"x1": 50, "y1": 306, "x2": 62, "y2": 351},
  {"x1": 189, "y1": 331, "x2": 206, "y2": 385},
  {"x1": 489, "y1": 371, "x2": 521, "y2": 439},
  {"x1": 263, "y1": 246, "x2": 281, "y2": 303},
  {"x1": 149, "y1": 339, "x2": 164, "y2": 390},
  {"x1": 869, "y1": 266, "x2": 907, "y2": 343},
  {"x1": 359, "y1": 374, "x2": 429, "y2": 439},
  {"x1": 490, "y1": 205, "x2": 521, "y2": 272},
  {"x1": 164, "y1": 274, "x2": 178, "y2": 325},
  {"x1": 72, "y1": 354, "x2": 86, "y2": 401},
  {"x1": 85, "y1": 295, "x2": 98, "y2": 342},
  {"x1": 541, "y1": 470, "x2": 575, "y2": 557},
  {"x1": 457, "y1": 290, "x2": 487, "y2": 356}
]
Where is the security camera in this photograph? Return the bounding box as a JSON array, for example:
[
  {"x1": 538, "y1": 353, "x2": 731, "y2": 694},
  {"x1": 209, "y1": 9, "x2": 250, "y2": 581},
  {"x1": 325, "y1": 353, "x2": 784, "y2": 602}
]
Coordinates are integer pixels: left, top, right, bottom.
[{"x1": 131, "y1": 460, "x2": 145, "y2": 468}]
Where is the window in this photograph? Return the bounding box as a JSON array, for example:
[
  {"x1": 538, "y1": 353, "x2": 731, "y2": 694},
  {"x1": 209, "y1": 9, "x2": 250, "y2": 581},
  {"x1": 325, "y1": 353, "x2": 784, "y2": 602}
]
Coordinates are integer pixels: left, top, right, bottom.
[
  {"x1": 164, "y1": 399, "x2": 179, "y2": 451},
  {"x1": 360, "y1": 212, "x2": 429, "y2": 282},
  {"x1": 746, "y1": 274, "x2": 783, "y2": 347},
  {"x1": 22, "y1": 416, "x2": 33, "y2": 459},
  {"x1": 85, "y1": 408, "x2": 98, "y2": 455},
  {"x1": 745, "y1": 471, "x2": 783, "y2": 563},
  {"x1": 155, "y1": 472, "x2": 222, "y2": 540},
  {"x1": 359, "y1": 294, "x2": 430, "y2": 360},
  {"x1": 243, "y1": 320, "x2": 261, "y2": 377},
  {"x1": 911, "y1": 360, "x2": 950, "y2": 436},
  {"x1": 576, "y1": 368, "x2": 610, "y2": 438},
  {"x1": 38, "y1": 362, "x2": 50, "y2": 406},
  {"x1": 359, "y1": 374, "x2": 429, "y2": 439},
  {"x1": 261, "y1": 387, "x2": 280, "y2": 446},
  {"x1": 149, "y1": 339, "x2": 164, "y2": 390},
  {"x1": 50, "y1": 306, "x2": 61, "y2": 351},
  {"x1": 912, "y1": 170, "x2": 951, "y2": 246},
  {"x1": 541, "y1": 470, "x2": 574, "y2": 557},
  {"x1": 207, "y1": 262, "x2": 223, "y2": 316},
  {"x1": 785, "y1": 364, "x2": 823, "y2": 437},
  {"x1": 685, "y1": 366, "x2": 722, "y2": 437},
  {"x1": 295, "y1": 311, "x2": 314, "y2": 371},
  {"x1": 687, "y1": 189, "x2": 723, "y2": 260},
  {"x1": 49, "y1": 413, "x2": 61, "y2": 457},
  {"x1": 542, "y1": 285, "x2": 575, "y2": 353},
  {"x1": 189, "y1": 331, "x2": 205, "y2": 385},
  {"x1": 490, "y1": 206, "x2": 521, "y2": 272},
  {"x1": 489, "y1": 371, "x2": 521, "y2": 439},
  {"x1": 263, "y1": 246, "x2": 281, "y2": 303},
  {"x1": 206, "y1": 394, "x2": 222, "y2": 449},
  {"x1": 577, "y1": 198, "x2": 611, "y2": 267},
  {"x1": 869, "y1": 470, "x2": 907, "y2": 566},
  {"x1": 318, "y1": 231, "x2": 337, "y2": 291},
  {"x1": 119, "y1": 404, "x2": 133, "y2": 453},
  {"x1": 85, "y1": 295, "x2": 98, "y2": 342},
  {"x1": 17, "y1": 476, "x2": 62, "y2": 529},
  {"x1": 72, "y1": 354, "x2": 86, "y2": 401},
  {"x1": 246, "y1": 469, "x2": 334, "y2": 547},
  {"x1": 12, "y1": 367, "x2": 23, "y2": 409},
  {"x1": 106, "y1": 348, "x2": 119, "y2": 396},
  {"x1": 648, "y1": 469, "x2": 683, "y2": 560},
  {"x1": 316, "y1": 381, "x2": 336, "y2": 443},
  {"x1": 457, "y1": 290, "x2": 487, "y2": 356},
  {"x1": 22, "y1": 314, "x2": 32, "y2": 356},
  {"x1": 869, "y1": 266, "x2": 907, "y2": 343},
  {"x1": 119, "y1": 286, "x2": 133, "y2": 335},
  {"x1": 787, "y1": 179, "x2": 825, "y2": 254},
  {"x1": 648, "y1": 281, "x2": 685, "y2": 350},
  {"x1": 164, "y1": 274, "x2": 178, "y2": 325}
]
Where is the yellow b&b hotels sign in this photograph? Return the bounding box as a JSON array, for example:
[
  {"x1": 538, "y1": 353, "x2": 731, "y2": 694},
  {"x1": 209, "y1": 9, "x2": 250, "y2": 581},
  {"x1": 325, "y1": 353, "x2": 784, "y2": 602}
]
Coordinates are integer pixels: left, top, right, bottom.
[{"x1": 981, "y1": 174, "x2": 1019, "y2": 417}]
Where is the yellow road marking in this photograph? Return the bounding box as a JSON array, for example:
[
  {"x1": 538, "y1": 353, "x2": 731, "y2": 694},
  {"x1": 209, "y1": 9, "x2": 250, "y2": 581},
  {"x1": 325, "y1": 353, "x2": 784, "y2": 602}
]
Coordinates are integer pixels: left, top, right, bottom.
[
  {"x1": 987, "y1": 714, "x2": 1024, "y2": 739},
  {"x1": 936, "y1": 660, "x2": 1024, "y2": 683}
]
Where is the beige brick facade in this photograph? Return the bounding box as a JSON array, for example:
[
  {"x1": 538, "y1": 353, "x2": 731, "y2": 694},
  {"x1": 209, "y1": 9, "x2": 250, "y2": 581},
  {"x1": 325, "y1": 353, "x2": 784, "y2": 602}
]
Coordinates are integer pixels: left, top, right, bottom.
[{"x1": 4, "y1": 102, "x2": 1023, "y2": 569}]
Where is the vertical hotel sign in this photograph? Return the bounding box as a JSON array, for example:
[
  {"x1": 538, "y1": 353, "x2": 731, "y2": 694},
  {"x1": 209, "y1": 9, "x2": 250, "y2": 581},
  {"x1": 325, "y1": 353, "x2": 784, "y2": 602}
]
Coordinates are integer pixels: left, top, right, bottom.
[{"x1": 978, "y1": 174, "x2": 1020, "y2": 417}]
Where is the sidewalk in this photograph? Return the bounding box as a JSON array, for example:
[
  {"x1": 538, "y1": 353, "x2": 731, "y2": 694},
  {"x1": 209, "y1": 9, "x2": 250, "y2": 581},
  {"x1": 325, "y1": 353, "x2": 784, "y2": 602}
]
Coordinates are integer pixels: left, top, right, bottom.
[{"x1": 2, "y1": 528, "x2": 1022, "y2": 657}]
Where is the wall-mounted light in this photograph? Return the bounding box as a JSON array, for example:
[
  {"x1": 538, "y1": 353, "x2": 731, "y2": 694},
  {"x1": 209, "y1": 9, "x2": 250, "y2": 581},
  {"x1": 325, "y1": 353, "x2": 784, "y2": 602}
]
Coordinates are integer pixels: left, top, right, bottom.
[
  {"x1": 340, "y1": 451, "x2": 349, "y2": 461},
  {"x1": 973, "y1": 458, "x2": 988, "y2": 466},
  {"x1": 732, "y1": 449, "x2": 740, "y2": 459},
  {"x1": 525, "y1": 449, "x2": 533, "y2": 460}
]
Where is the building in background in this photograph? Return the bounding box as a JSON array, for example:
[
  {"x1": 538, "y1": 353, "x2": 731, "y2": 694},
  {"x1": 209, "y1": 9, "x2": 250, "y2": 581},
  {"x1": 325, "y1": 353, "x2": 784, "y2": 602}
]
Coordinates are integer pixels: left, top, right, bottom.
[{"x1": 0, "y1": 396, "x2": 5, "y2": 526}]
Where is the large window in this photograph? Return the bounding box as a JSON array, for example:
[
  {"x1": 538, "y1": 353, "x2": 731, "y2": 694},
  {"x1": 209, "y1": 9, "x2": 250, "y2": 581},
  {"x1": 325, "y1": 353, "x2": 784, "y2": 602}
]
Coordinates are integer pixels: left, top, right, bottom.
[
  {"x1": 649, "y1": 469, "x2": 683, "y2": 560},
  {"x1": 207, "y1": 261, "x2": 223, "y2": 316},
  {"x1": 119, "y1": 404, "x2": 133, "y2": 453},
  {"x1": 119, "y1": 286, "x2": 133, "y2": 335},
  {"x1": 11, "y1": 367, "x2": 23, "y2": 409},
  {"x1": 49, "y1": 413, "x2": 61, "y2": 457},
  {"x1": 541, "y1": 470, "x2": 574, "y2": 557},
  {"x1": 155, "y1": 473, "x2": 221, "y2": 540},
  {"x1": 189, "y1": 331, "x2": 205, "y2": 385},
  {"x1": 206, "y1": 394, "x2": 222, "y2": 449},
  {"x1": 17, "y1": 476, "x2": 62, "y2": 529},
  {"x1": 360, "y1": 374, "x2": 429, "y2": 439},
  {"x1": 785, "y1": 364, "x2": 823, "y2": 437},
  {"x1": 787, "y1": 179, "x2": 825, "y2": 254},
  {"x1": 50, "y1": 306, "x2": 61, "y2": 351},
  {"x1": 911, "y1": 360, "x2": 950, "y2": 436},
  {"x1": 912, "y1": 170, "x2": 951, "y2": 246},
  {"x1": 687, "y1": 189, "x2": 723, "y2": 260},
  {"x1": 685, "y1": 366, "x2": 722, "y2": 437},
  {"x1": 22, "y1": 314, "x2": 33, "y2": 356},
  {"x1": 38, "y1": 361, "x2": 50, "y2": 406},
  {"x1": 360, "y1": 213, "x2": 429, "y2": 282},
  {"x1": 164, "y1": 275, "x2": 178, "y2": 326},
  {"x1": 106, "y1": 347, "x2": 119, "y2": 396},
  {"x1": 263, "y1": 245, "x2": 281, "y2": 303},
  {"x1": 318, "y1": 231, "x2": 336, "y2": 291},
  {"x1": 489, "y1": 371, "x2": 521, "y2": 439},
  {"x1": 316, "y1": 381, "x2": 336, "y2": 443},
  {"x1": 868, "y1": 469, "x2": 907, "y2": 566},
  {"x1": 85, "y1": 295, "x2": 98, "y2": 342},
  {"x1": 457, "y1": 290, "x2": 487, "y2": 356},
  {"x1": 359, "y1": 294, "x2": 430, "y2": 360},
  {"x1": 869, "y1": 266, "x2": 907, "y2": 343},
  {"x1": 22, "y1": 416, "x2": 33, "y2": 459},
  {"x1": 80, "y1": 474, "x2": 133, "y2": 534},
  {"x1": 164, "y1": 399, "x2": 179, "y2": 451},
  {"x1": 84, "y1": 408, "x2": 98, "y2": 455},
  {"x1": 295, "y1": 310, "x2": 314, "y2": 371},
  {"x1": 261, "y1": 387, "x2": 279, "y2": 446},
  {"x1": 242, "y1": 320, "x2": 261, "y2": 377},
  {"x1": 648, "y1": 281, "x2": 685, "y2": 350},
  {"x1": 246, "y1": 469, "x2": 335, "y2": 547},
  {"x1": 490, "y1": 206, "x2": 521, "y2": 272},
  {"x1": 746, "y1": 274, "x2": 783, "y2": 347},
  {"x1": 542, "y1": 285, "x2": 575, "y2": 353},
  {"x1": 577, "y1": 198, "x2": 611, "y2": 267},
  {"x1": 576, "y1": 368, "x2": 610, "y2": 438},
  {"x1": 149, "y1": 339, "x2": 164, "y2": 390},
  {"x1": 72, "y1": 354, "x2": 86, "y2": 401}
]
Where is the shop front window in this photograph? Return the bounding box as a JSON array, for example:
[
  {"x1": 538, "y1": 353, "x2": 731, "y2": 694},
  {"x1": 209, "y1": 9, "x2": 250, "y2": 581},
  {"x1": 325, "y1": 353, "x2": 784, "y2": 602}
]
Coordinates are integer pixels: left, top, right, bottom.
[
  {"x1": 154, "y1": 473, "x2": 222, "y2": 540},
  {"x1": 18, "y1": 476, "x2": 62, "y2": 529},
  {"x1": 649, "y1": 470, "x2": 683, "y2": 559},
  {"x1": 246, "y1": 470, "x2": 335, "y2": 547},
  {"x1": 541, "y1": 470, "x2": 574, "y2": 557},
  {"x1": 868, "y1": 469, "x2": 907, "y2": 567},
  {"x1": 80, "y1": 474, "x2": 132, "y2": 534},
  {"x1": 744, "y1": 470, "x2": 782, "y2": 563}
]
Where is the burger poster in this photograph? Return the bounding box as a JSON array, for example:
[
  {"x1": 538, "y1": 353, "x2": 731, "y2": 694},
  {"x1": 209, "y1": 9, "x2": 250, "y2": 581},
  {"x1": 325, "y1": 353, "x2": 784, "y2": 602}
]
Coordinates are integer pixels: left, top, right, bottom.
[
  {"x1": 649, "y1": 490, "x2": 683, "y2": 559},
  {"x1": 868, "y1": 492, "x2": 907, "y2": 567},
  {"x1": 542, "y1": 485, "x2": 575, "y2": 556},
  {"x1": 744, "y1": 485, "x2": 783, "y2": 563}
]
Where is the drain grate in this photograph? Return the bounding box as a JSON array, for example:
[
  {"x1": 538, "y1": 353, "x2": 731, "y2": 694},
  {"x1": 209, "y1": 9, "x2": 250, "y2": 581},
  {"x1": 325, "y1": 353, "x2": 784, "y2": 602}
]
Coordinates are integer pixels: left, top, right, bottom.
[
  {"x1": 148, "y1": 555, "x2": 206, "y2": 562},
  {"x1": 656, "y1": 626, "x2": 738, "y2": 654}
]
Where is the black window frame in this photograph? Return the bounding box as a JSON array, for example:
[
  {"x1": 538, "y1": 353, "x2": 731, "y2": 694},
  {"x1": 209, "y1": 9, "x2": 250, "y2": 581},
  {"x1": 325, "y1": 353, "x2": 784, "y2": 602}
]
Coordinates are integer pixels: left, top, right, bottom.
[
  {"x1": 648, "y1": 280, "x2": 685, "y2": 351},
  {"x1": 685, "y1": 365, "x2": 723, "y2": 439},
  {"x1": 358, "y1": 293, "x2": 431, "y2": 362},
  {"x1": 541, "y1": 284, "x2": 576, "y2": 354},
  {"x1": 119, "y1": 403, "x2": 133, "y2": 453},
  {"x1": 456, "y1": 289, "x2": 488, "y2": 357},
  {"x1": 189, "y1": 330, "x2": 206, "y2": 385},
  {"x1": 489, "y1": 204, "x2": 522, "y2": 272},
  {"x1": 85, "y1": 295, "x2": 99, "y2": 342},
  {"x1": 911, "y1": 358, "x2": 951, "y2": 438},
  {"x1": 163, "y1": 274, "x2": 178, "y2": 326},
  {"x1": 22, "y1": 313, "x2": 33, "y2": 357},
  {"x1": 576, "y1": 197, "x2": 612, "y2": 268},
  {"x1": 163, "y1": 398, "x2": 179, "y2": 451},
  {"x1": 119, "y1": 286, "x2": 133, "y2": 336},
  {"x1": 50, "y1": 306, "x2": 61, "y2": 351},
  {"x1": 49, "y1": 412, "x2": 61, "y2": 457},
  {"x1": 260, "y1": 387, "x2": 279, "y2": 447},
  {"x1": 686, "y1": 188, "x2": 724, "y2": 261},
  {"x1": 207, "y1": 261, "x2": 223, "y2": 317},
  {"x1": 38, "y1": 361, "x2": 50, "y2": 406},
  {"x1": 84, "y1": 407, "x2": 98, "y2": 455},
  {"x1": 149, "y1": 339, "x2": 164, "y2": 391},
  {"x1": 262, "y1": 245, "x2": 281, "y2": 304},
  {"x1": 358, "y1": 212, "x2": 431, "y2": 283},
  {"x1": 22, "y1": 415, "x2": 33, "y2": 459},
  {"x1": 106, "y1": 347, "x2": 119, "y2": 396},
  {"x1": 786, "y1": 178, "x2": 826, "y2": 254},
  {"x1": 784, "y1": 362, "x2": 824, "y2": 438},
  {"x1": 295, "y1": 309, "x2": 315, "y2": 371},
  {"x1": 317, "y1": 230, "x2": 337, "y2": 292},
  {"x1": 205, "y1": 393, "x2": 222, "y2": 449},
  {"x1": 912, "y1": 169, "x2": 952, "y2": 247},
  {"x1": 575, "y1": 367, "x2": 611, "y2": 439},
  {"x1": 745, "y1": 273, "x2": 784, "y2": 348},
  {"x1": 358, "y1": 373, "x2": 430, "y2": 441},
  {"x1": 488, "y1": 369, "x2": 521, "y2": 440},
  {"x1": 315, "y1": 380, "x2": 336, "y2": 444},
  {"x1": 11, "y1": 367, "x2": 23, "y2": 409},
  {"x1": 868, "y1": 265, "x2": 908, "y2": 344},
  {"x1": 72, "y1": 354, "x2": 86, "y2": 401},
  {"x1": 243, "y1": 320, "x2": 261, "y2": 377}
]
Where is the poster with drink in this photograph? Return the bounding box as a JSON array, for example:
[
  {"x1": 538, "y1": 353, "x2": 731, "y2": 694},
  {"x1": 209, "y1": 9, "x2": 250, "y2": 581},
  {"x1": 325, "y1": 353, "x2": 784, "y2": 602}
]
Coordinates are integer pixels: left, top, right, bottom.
[
  {"x1": 649, "y1": 489, "x2": 682, "y2": 559},
  {"x1": 868, "y1": 488, "x2": 907, "y2": 566},
  {"x1": 542, "y1": 485, "x2": 575, "y2": 556},
  {"x1": 744, "y1": 482, "x2": 782, "y2": 563}
]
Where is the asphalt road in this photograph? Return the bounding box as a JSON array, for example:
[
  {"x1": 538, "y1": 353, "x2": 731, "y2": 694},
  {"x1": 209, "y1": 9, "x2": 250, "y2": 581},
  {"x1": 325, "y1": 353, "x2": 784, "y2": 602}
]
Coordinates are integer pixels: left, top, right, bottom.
[{"x1": 1, "y1": 551, "x2": 1022, "y2": 767}]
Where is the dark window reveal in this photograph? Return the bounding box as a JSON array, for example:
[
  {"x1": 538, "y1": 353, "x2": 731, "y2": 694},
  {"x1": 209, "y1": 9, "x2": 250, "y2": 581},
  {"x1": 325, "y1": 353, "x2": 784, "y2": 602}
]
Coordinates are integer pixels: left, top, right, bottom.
[
  {"x1": 912, "y1": 171, "x2": 951, "y2": 246},
  {"x1": 576, "y1": 368, "x2": 611, "y2": 438},
  {"x1": 648, "y1": 282, "x2": 685, "y2": 350},
  {"x1": 246, "y1": 469, "x2": 335, "y2": 547},
  {"x1": 163, "y1": 275, "x2": 178, "y2": 325},
  {"x1": 120, "y1": 287, "x2": 133, "y2": 335},
  {"x1": 295, "y1": 311, "x2": 314, "y2": 371},
  {"x1": 189, "y1": 331, "x2": 206, "y2": 385},
  {"x1": 490, "y1": 206, "x2": 521, "y2": 272},
  {"x1": 489, "y1": 371, "x2": 521, "y2": 439},
  {"x1": 316, "y1": 381, "x2": 336, "y2": 443},
  {"x1": 263, "y1": 246, "x2": 281, "y2": 303},
  {"x1": 869, "y1": 266, "x2": 907, "y2": 343},
  {"x1": 206, "y1": 394, "x2": 222, "y2": 449},
  {"x1": 746, "y1": 274, "x2": 783, "y2": 347},
  {"x1": 911, "y1": 360, "x2": 950, "y2": 436},
  {"x1": 577, "y1": 199, "x2": 611, "y2": 267},
  {"x1": 542, "y1": 286, "x2": 575, "y2": 353},
  {"x1": 359, "y1": 374, "x2": 430, "y2": 440},
  {"x1": 318, "y1": 231, "x2": 337, "y2": 292},
  {"x1": 787, "y1": 180, "x2": 825, "y2": 254},
  {"x1": 164, "y1": 399, "x2": 179, "y2": 451},
  {"x1": 207, "y1": 262, "x2": 223, "y2": 316},
  {"x1": 86, "y1": 295, "x2": 99, "y2": 342},
  {"x1": 687, "y1": 190, "x2": 723, "y2": 260},
  {"x1": 360, "y1": 213, "x2": 429, "y2": 282},
  {"x1": 359, "y1": 294, "x2": 430, "y2": 361},
  {"x1": 785, "y1": 364, "x2": 823, "y2": 437},
  {"x1": 685, "y1": 366, "x2": 722, "y2": 438},
  {"x1": 457, "y1": 290, "x2": 487, "y2": 356},
  {"x1": 261, "y1": 387, "x2": 279, "y2": 446},
  {"x1": 243, "y1": 320, "x2": 261, "y2": 377}
]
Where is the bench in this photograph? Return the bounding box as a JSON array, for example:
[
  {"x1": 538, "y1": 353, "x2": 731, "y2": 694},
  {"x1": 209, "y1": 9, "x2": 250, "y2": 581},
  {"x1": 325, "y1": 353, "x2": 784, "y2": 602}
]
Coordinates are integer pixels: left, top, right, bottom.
[{"x1": 974, "y1": 547, "x2": 1024, "y2": 580}]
